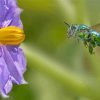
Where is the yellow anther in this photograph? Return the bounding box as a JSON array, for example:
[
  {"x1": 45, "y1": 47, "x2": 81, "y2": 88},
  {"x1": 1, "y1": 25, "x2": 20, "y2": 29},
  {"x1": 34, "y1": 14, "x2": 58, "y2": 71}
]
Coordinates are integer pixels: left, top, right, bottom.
[{"x1": 0, "y1": 26, "x2": 25, "y2": 45}]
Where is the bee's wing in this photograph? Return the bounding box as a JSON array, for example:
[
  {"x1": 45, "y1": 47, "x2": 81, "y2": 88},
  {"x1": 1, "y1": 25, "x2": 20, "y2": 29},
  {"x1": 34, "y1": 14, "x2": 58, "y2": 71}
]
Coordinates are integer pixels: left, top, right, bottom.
[{"x1": 91, "y1": 23, "x2": 100, "y2": 32}]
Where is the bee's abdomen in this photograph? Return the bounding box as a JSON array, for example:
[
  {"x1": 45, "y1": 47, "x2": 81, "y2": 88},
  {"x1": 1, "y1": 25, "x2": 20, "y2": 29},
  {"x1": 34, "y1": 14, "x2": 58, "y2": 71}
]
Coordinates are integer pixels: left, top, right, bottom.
[
  {"x1": 90, "y1": 30, "x2": 100, "y2": 46},
  {"x1": 0, "y1": 26, "x2": 25, "y2": 45}
]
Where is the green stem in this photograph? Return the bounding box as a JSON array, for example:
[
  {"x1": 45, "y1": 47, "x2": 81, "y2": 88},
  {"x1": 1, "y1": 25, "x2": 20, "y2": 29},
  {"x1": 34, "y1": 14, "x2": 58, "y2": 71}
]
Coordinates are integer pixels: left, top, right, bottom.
[{"x1": 22, "y1": 44, "x2": 100, "y2": 99}]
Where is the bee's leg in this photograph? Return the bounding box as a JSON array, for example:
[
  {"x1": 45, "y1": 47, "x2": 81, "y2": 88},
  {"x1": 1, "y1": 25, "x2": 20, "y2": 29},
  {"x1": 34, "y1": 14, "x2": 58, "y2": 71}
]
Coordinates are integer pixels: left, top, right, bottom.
[
  {"x1": 77, "y1": 38, "x2": 80, "y2": 43},
  {"x1": 90, "y1": 37, "x2": 96, "y2": 48},
  {"x1": 76, "y1": 37, "x2": 80, "y2": 43},
  {"x1": 74, "y1": 33, "x2": 80, "y2": 43},
  {"x1": 88, "y1": 43, "x2": 94, "y2": 54},
  {"x1": 83, "y1": 40, "x2": 88, "y2": 48}
]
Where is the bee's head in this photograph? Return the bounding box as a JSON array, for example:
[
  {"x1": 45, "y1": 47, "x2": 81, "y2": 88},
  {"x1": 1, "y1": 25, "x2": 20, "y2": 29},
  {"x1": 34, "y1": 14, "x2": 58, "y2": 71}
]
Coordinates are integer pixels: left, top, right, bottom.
[{"x1": 65, "y1": 22, "x2": 77, "y2": 38}]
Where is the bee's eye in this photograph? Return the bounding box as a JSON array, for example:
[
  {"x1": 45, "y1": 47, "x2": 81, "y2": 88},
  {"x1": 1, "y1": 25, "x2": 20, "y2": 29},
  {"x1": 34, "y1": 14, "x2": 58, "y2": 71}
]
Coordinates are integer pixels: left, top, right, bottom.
[{"x1": 72, "y1": 26, "x2": 76, "y2": 30}]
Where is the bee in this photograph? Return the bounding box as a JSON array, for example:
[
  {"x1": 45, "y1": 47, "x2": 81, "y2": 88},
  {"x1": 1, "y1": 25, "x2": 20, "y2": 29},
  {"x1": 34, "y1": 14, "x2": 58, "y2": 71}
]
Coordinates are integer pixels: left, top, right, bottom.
[
  {"x1": 65, "y1": 22, "x2": 100, "y2": 54},
  {"x1": 0, "y1": 26, "x2": 25, "y2": 45}
]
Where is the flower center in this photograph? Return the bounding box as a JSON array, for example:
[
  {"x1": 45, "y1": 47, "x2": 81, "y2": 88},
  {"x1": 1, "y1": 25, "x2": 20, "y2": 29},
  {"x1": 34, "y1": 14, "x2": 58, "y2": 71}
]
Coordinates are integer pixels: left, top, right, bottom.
[{"x1": 0, "y1": 26, "x2": 25, "y2": 45}]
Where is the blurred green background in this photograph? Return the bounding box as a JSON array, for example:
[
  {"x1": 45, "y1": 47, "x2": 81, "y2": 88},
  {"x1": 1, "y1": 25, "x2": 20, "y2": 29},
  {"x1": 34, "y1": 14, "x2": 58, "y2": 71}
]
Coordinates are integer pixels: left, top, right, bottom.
[{"x1": 2, "y1": 0, "x2": 100, "y2": 100}]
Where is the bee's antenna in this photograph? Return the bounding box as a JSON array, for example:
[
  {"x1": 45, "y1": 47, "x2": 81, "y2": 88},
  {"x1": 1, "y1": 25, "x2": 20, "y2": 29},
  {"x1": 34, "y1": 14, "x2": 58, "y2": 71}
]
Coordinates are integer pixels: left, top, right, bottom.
[{"x1": 64, "y1": 22, "x2": 70, "y2": 27}]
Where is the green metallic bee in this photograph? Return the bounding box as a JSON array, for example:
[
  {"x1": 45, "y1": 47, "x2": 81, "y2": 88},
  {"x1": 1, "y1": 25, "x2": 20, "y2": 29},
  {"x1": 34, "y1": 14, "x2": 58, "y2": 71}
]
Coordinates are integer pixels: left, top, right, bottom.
[{"x1": 65, "y1": 22, "x2": 100, "y2": 54}]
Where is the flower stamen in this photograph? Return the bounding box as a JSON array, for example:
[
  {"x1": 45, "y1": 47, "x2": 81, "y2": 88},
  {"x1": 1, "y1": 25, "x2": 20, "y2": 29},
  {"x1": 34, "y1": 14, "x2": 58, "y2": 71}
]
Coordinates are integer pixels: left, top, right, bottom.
[{"x1": 0, "y1": 26, "x2": 25, "y2": 45}]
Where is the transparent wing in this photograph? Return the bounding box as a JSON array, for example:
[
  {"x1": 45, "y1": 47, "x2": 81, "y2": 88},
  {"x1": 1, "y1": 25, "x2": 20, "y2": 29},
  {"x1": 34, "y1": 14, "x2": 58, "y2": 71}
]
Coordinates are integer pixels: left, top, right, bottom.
[{"x1": 91, "y1": 23, "x2": 100, "y2": 32}]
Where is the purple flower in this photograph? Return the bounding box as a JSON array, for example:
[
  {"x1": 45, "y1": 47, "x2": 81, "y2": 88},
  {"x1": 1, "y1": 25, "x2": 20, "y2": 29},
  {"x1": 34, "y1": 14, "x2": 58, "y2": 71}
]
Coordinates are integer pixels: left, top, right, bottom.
[{"x1": 0, "y1": 0, "x2": 26, "y2": 97}]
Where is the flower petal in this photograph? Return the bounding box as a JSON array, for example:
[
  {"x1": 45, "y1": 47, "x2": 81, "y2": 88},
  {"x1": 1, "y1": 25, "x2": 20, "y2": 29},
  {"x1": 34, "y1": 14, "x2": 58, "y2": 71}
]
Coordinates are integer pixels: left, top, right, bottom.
[
  {"x1": 0, "y1": 47, "x2": 11, "y2": 96},
  {"x1": 0, "y1": 0, "x2": 26, "y2": 97},
  {"x1": 2, "y1": 46, "x2": 25, "y2": 84},
  {"x1": 0, "y1": 0, "x2": 22, "y2": 28}
]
